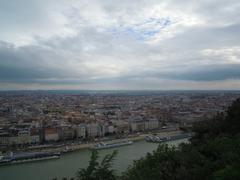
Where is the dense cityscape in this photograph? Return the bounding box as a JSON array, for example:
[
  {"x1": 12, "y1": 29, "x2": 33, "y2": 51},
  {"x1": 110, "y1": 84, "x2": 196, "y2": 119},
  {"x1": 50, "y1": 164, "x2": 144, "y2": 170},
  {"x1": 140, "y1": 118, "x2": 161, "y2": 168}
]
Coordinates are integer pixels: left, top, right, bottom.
[{"x1": 0, "y1": 91, "x2": 239, "y2": 151}]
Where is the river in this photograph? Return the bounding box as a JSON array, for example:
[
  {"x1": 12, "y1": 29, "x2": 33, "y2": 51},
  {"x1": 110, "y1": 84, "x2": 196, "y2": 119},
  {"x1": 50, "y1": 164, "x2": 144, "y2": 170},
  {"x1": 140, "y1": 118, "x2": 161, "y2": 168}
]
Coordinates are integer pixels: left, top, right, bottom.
[{"x1": 0, "y1": 139, "x2": 188, "y2": 180}]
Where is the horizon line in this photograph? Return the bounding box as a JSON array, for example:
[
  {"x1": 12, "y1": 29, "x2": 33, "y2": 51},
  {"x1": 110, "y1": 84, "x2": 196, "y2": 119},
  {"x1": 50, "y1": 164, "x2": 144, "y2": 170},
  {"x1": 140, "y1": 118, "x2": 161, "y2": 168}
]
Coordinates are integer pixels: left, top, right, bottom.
[{"x1": 1, "y1": 89, "x2": 240, "y2": 92}]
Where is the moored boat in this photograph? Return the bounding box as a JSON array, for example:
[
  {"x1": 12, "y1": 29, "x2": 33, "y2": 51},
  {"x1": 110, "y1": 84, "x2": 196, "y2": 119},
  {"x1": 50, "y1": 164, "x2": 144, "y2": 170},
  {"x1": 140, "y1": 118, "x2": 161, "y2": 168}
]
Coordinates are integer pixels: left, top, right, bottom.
[
  {"x1": 0, "y1": 152, "x2": 61, "y2": 166},
  {"x1": 145, "y1": 133, "x2": 193, "y2": 143},
  {"x1": 91, "y1": 140, "x2": 133, "y2": 150}
]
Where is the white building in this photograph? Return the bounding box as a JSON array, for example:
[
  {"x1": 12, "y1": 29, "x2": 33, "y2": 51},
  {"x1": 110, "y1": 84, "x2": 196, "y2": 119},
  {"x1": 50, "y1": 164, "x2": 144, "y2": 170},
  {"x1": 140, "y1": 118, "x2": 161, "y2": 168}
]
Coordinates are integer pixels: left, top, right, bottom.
[
  {"x1": 76, "y1": 124, "x2": 86, "y2": 139},
  {"x1": 0, "y1": 130, "x2": 40, "y2": 145},
  {"x1": 87, "y1": 123, "x2": 99, "y2": 137},
  {"x1": 145, "y1": 119, "x2": 159, "y2": 130},
  {"x1": 106, "y1": 125, "x2": 115, "y2": 134}
]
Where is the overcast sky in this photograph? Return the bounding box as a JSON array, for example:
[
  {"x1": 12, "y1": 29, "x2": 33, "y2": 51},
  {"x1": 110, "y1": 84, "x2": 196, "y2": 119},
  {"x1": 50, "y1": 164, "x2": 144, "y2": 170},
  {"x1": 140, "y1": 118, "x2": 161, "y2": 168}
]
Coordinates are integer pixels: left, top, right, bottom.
[{"x1": 0, "y1": 0, "x2": 240, "y2": 90}]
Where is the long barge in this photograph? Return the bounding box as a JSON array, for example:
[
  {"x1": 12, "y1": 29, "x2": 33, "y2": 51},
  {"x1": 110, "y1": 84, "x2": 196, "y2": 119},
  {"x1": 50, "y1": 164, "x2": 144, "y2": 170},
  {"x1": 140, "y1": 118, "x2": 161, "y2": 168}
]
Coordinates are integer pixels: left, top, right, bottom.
[
  {"x1": 91, "y1": 140, "x2": 133, "y2": 150},
  {"x1": 0, "y1": 152, "x2": 61, "y2": 166},
  {"x1": 145, "y1": 133, "x2": 193, "y2": 143}
]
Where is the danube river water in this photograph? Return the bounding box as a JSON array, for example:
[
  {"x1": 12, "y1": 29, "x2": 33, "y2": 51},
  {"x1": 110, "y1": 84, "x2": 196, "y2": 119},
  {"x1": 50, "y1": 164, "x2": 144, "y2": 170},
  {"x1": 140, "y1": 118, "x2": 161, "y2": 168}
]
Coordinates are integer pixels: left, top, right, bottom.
[{"x1": 0, "y1": 139, "x2": 188, "y2": 180}]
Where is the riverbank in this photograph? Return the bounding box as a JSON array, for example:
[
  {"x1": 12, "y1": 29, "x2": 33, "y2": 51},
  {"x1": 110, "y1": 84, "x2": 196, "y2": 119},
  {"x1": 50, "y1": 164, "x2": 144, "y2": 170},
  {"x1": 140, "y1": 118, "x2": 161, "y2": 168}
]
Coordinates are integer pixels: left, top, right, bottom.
[
  {"x1": 0, "y1": 138, "x2": 189, "y2": 180},
  {"x1": 35, "y1": 129, "x2": 185, "y2": 154},
  {"x1": 3, "y1": 129, "x2": 186, "y2": 155}
]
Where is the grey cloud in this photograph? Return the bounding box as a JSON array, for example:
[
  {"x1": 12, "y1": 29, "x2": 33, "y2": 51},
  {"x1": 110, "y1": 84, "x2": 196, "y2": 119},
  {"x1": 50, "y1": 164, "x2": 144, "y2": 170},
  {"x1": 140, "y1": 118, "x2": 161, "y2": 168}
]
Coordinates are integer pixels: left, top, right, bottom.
[
  {"x1": 0, "y1": 0, "x2": 240, "y2": 89},
  {"x1": 0, "y1": 41, "x2": 76, "y2": 82},
  {"x1": 161, "y1": 64, "x2": 240, "y2": 81}
]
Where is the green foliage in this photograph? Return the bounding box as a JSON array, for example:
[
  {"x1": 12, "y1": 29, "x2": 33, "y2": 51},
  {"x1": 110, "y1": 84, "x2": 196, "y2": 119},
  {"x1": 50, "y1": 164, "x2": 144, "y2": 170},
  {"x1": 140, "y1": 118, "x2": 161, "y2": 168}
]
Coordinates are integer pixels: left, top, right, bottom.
[
  {"x1": 122, "y1": 144, "x2": 182, "y2": 180},
  {"x1": 76, "y1": 150, "x2": 118, "y2": 180},
  {"x1": 95, "y1": 150, "x2": 118, "y2": 180},
  {"x1": 214, "y1": 164, "x2": 240, "y2": 180}
]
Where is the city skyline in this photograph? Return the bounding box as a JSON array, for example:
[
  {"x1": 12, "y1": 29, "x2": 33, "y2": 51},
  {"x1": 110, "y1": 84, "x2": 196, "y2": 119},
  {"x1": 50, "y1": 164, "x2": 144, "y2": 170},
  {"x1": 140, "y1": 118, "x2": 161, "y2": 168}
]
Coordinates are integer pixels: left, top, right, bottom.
[{"x1": 0, "y1": 0, "x2": 240, "y2": 90}]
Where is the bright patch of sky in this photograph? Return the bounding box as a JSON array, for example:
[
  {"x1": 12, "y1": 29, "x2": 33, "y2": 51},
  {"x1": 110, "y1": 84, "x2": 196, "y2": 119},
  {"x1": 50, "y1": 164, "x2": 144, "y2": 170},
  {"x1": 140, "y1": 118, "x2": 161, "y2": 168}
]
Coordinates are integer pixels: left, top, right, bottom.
[{"x1": 107, "y1": 17, "x2": 171, "y2": 41}]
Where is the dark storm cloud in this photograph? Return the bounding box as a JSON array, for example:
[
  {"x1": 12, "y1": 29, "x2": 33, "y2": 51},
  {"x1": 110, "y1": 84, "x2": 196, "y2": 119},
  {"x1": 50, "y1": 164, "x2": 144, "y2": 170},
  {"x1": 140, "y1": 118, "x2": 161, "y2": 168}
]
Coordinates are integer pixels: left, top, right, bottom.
[{"x1": 0, "y1": 41, "x2": 72, "y2": 82}]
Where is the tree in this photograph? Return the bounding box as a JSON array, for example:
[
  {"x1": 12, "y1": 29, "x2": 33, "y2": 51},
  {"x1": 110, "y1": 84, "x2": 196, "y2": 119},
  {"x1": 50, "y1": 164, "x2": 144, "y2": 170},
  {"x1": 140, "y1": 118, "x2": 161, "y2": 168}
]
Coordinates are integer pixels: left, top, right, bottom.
[
  {"x1": 122, "y1": 144, "x2": 182, "y2": 180},
  {"x1": 76, "y1": 149, "x2": 118, "y2": 180}
]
